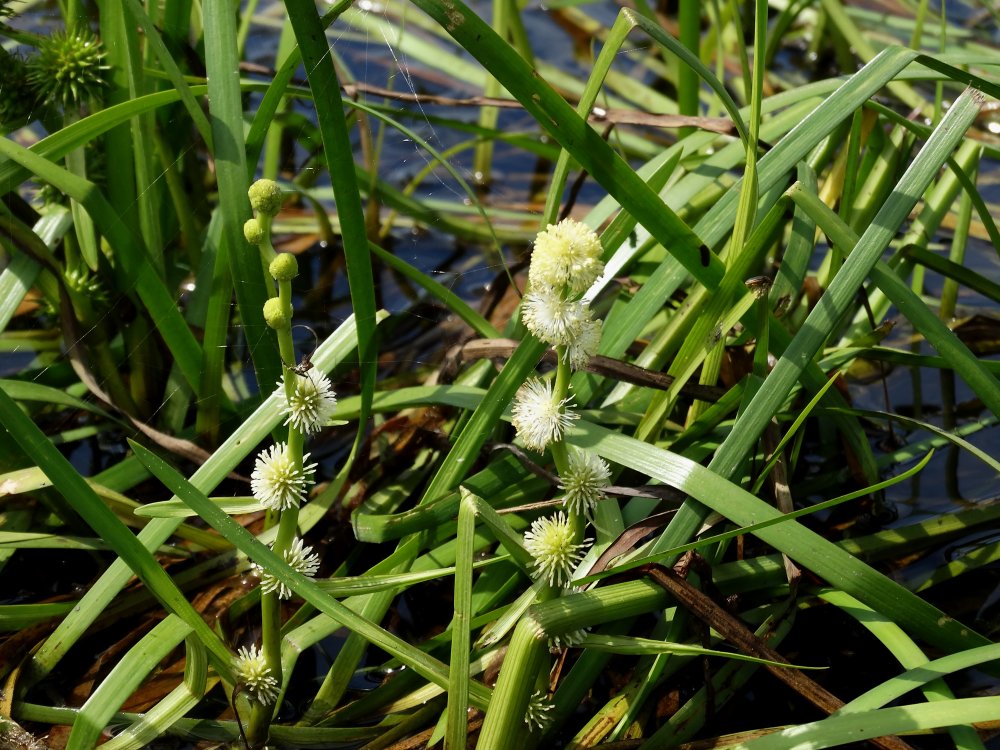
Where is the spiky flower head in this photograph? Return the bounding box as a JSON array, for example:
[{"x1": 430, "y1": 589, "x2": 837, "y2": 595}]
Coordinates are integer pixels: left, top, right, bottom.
[
  {"x1": 522, "y1": 288, "x2": 588, "y2": 347},
  {"x1": 510, "y1": 377, "x2": 578, "y2": 453},
  {"x1": 560, "y1": 447, "x2": 611, "y2": 518},
  {"x1": 248, "y1": 179, "x2": 283, "y2": 217},
  {"x1": 524, "y1": 690, "x2": 554, "y2": 732},
  {"x1": 523, "y1": 511, "x2": 589, "y2": 587},
  {"x1": 252, "y1": 537, "x2": 321, "y2": 600},
  {"x1": 232, "y1": 644, "x2": 279, "y2": 705},
  {"x1": 280, "y1": 371, "x2": 337, "y2": 435},
  {"x1": 28, "y1": 30, "x2": 107, "y2": 109},
  {"x1": 565, "y1": 315, "x2": 601, "y2": 371},
  {"x1": 529, "y1": 218, "x2": 604, "y2": 296},
  {"x1": 250, "y1": 442, "x2": 317, "y2": 511}
]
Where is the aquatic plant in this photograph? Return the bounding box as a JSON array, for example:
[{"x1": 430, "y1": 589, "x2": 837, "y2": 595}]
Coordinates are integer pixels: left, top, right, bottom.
[{"x1": 0, "y1": 1, "x2": 998, "y2": 749}]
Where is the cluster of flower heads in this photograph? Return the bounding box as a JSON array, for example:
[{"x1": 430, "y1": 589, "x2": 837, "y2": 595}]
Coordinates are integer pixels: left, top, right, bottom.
[
  {"x1": 249, "y1": 353, "x2": 337, "y2": 513},
  {"x1": 511, "y1": 220, "x2": 615, "y2": 590},
  {"x1": 236, "y1": 180, "x2": 342, "y2": 710},
  {"x1": 528, "y1": 218, "x2": 604, "y2": 296},
  {"x1": 522, "y1": 219, "x2": 604, "y2": 371}
]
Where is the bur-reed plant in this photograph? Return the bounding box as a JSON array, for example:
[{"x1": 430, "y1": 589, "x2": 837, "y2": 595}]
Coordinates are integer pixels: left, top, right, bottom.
[{"x1": 0, "y1": 0, "x2": 998, "y2": 748}]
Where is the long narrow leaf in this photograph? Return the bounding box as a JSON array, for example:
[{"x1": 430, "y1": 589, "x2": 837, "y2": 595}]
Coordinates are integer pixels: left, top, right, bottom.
[{"x1": 0, "y1": 385, "x2": 232, "y2": 674}]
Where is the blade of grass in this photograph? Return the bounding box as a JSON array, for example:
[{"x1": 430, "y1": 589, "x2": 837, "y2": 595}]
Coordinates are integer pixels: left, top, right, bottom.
[
  {"x1": 99, "y1": 633, "x2": 208, "y2": 750},
  {"x1": 569, "y1": 418, "x2": 990, "y2": 655},
  {"x1": 66, "y1": 617, "x2": 192, "y2": 750},
  {"x1": 574, "y1": 449, "x2": 934, "y2": 585},
  {"x1": 841, "y1": 642, "x2": 1000, "y2": 714},
  {"x1": 203, "y1": 0, "x2": 278, "y2": 435},
  {"x1": 577, "y1": 634, "x2": 820, "y2": 669},
  {"x1": 0, "y1": 88, "x2": 206, "y2": 189},
  {"x1": 736, "y1": 697, "x2": 1000, "y2": 750},
  {"x1": 16, "y1": 703, "x2": 379, "y2": 746},
  {"x1": 654, "y1": 86, "x2": 986, "y2": 568},
  {"x1": 786, "y1": 180, "x2": 1000, "y2": 418},
  {"x1": 694, "y1": 48, "x2": 1000, "y2": 250},
  {"x1": 820, "y1": 590, "x2": 985, "y2": 750},
  {"x1": 121, "y1": 0, "x2": 212, "y2": 146},
  {"x1": 0, "y1": 385, "x2": 233, "y2": 675},
  {"x1": 100, "y1": 2, "x2": 164, "y2": 273},
  {"x1": 284, "y1": 0, "x2": 378, "y2": 474},
  {"x1": 0, "y1": 138, "x2": 205, "y2": 396},
  {"x1": 445, "y1": 490, "x2": 476, "y2": 749}
]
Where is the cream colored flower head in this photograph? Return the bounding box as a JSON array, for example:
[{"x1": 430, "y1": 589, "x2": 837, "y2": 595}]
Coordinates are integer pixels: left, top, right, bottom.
[
  {"x1": 523, "y1": 511, "x2": 590, "y2": 587},
  {"x1": 565, "y1": 315, "x2": 601, "y2": 371},
  {"x1": 511, "y1": 377, "x2": 578, "y2": 453},
  {"x1": 252, "y1": 537, "x2": 321, "y2": 600},
  {"x1": 529, "y1": 218, "x2": 604, "y2": 296},
  {"x1": 522, "y1": 288, "x2": 588, "y2": 347},
  {"x1": 560, "y1": 447, "x2": 611, "y2": 517},
  {"x1": 233, "y1": 644, "x2": 279, "y2": 705},
  {"x1": 250, "y1": 442, "x2": 318, "y2": 511},
  {"x1": 280, "y1": 371, "x2": 337, "y2": 435},
  {"x1": 522, "y1": 288, "x2": 602, "y2": 370}
]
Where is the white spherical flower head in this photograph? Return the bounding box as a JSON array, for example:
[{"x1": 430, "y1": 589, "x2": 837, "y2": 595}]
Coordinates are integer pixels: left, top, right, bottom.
[
  {"x1": 522, "y1": 288, "x2": 589, "y2": 347},
  {"x1": 252, "y1": 537, "x2": 321, "y2": 600},
  {"x1": 281, "y1": 371, "x2": 337, "y2": 435},
  {"x1": 565, "y1": 315, "x2": 602, "y2": 371},
  {"x1": 233, "y1": 644, "x2": 279, "y2": 705},
  {"x1": 510, "y1": 378, "x2": 578, "y2": 453},
  {"x1": 251, "y1": 443, "x2": 318, "y2": 511},
  {"x1": 529, "y1": 218, "x2": 604, "y2": 296},
  {"x1": 524, "y1": 689, "x2": 554, "y2": 731},
  {"x1": 523, "y1": 511, "x2": 590, "y2": 587},
  {"x1": 560, "y1": 447, "x2": 611, "y2": 517}
]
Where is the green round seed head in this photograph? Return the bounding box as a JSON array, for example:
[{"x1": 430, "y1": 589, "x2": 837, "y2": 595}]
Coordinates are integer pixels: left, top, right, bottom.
[
  {"x1": 243, "y1": 218, "x2": 265, "y2": 246},
  {"x1": 269, "y1": 252, "x2": 298, "y2": 282},
  {"x1": 248, "y1": 179, "x2": 283, "y2": 217},
  {"x1": 263, "y1": 297, "x2": 290, "y2": 330},
  {"x1": 27, "y1": 30, "x2": 108, "y2": 110}
]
